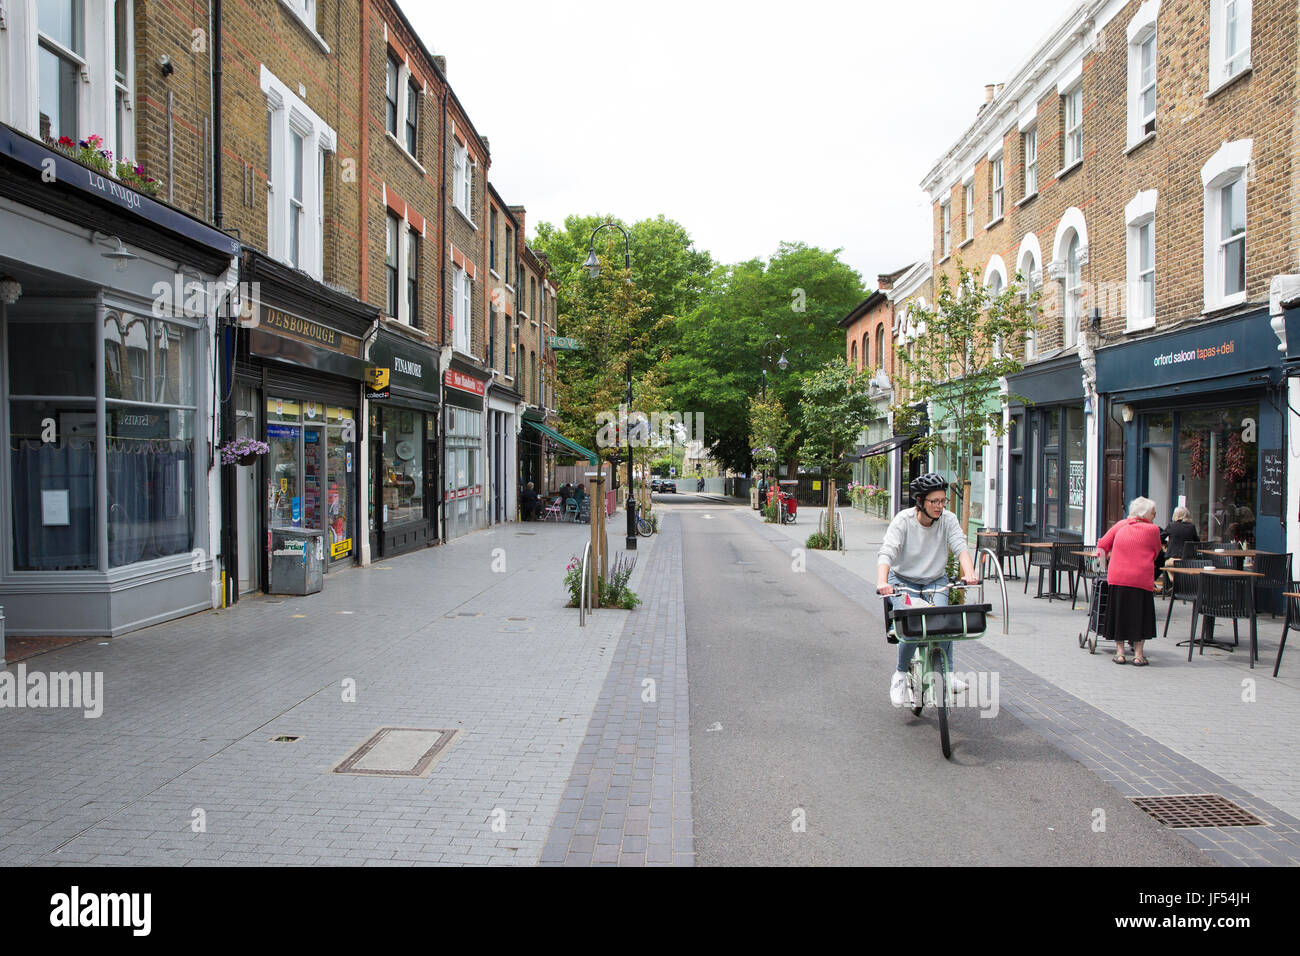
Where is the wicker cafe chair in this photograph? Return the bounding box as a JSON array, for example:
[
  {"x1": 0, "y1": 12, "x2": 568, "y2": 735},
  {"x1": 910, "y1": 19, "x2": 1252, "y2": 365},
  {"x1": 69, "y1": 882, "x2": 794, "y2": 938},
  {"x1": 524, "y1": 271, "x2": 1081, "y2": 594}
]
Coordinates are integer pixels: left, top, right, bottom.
[
  {"x1": 1274, "y1": 583, "x2": 1300, "y2": 677},
  {"x1": 1163, "y1": 558, "x2": 1212, "y2": 638},
  {"x1": 1250, "y1": 552, "x2": 1292, "y2": 619},
  {"x1": 1190, "y1": 571, "x2": 1257, "y2": 666}
]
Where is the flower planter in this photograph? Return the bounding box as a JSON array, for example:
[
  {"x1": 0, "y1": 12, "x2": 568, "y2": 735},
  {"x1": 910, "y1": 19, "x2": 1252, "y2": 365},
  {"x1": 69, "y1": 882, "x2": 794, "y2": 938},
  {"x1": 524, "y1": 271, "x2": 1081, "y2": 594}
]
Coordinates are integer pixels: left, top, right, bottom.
[{"x1": 235, "y1": 453, "x2": 260, "y2": 467}]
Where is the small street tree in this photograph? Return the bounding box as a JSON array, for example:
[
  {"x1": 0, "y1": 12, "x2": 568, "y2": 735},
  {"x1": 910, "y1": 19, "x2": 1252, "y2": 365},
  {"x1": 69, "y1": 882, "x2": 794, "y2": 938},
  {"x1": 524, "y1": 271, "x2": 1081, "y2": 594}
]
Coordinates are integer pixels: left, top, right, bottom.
[
  {"x1": 891, "y1": 262, "x2": 1040, "y2": 533},
  {"x1": 747, "y1": 393, "x2": 786, "y2": 493},
  {"x1": 798, "y1": 360, "x2": 878, "y2": 547}
]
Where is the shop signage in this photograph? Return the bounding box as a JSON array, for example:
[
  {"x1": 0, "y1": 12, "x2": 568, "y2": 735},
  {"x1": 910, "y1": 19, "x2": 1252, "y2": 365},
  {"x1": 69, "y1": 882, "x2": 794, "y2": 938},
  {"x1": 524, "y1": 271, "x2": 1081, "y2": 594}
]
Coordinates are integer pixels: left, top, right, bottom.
[
  {"x1": 259, "y1": 305, "x2": 362, "y2": 358},
  {"x1": 444, "y1": 369, "x2": 486, "y2": 396},
  {"x1": 1096, "y1": 311, "x2": 1274, "y2": 394},
  {"x1": 444, "y1": 485, "x2": 482, "y2": 501},
  {"x1": 1260, "y1": 450, "x2": 1284, "y2": 517},
  {"x1": 548, "y1": 336, "x2": 581, "y2": 350},
  {"x1": 268, "y1": 424, "x2": 297, "y2": 441},
  {"x1": 1068, "y1": 460, "x2": 1086, "y2": 508},
  {"x1": 331, "y1": 538, "x2": 353, "y2": 558},
  {"x1": 369, "y1": 336, "x2": 438, "y2": 394}
]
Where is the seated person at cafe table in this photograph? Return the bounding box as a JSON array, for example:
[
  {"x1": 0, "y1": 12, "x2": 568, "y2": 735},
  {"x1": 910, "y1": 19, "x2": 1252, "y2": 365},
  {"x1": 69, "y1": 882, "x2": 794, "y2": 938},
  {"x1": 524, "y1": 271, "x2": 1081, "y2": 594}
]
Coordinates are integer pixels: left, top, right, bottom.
[
  {"x1": 1158, "y1": 505, "x2": 1199, "y2": 587},
  {"x1": 519, "y1": 482, "x2": 543, "y2": 520},
  {"x1": 1095, "y1": 496, "x2": 1162, "y2": 666}
]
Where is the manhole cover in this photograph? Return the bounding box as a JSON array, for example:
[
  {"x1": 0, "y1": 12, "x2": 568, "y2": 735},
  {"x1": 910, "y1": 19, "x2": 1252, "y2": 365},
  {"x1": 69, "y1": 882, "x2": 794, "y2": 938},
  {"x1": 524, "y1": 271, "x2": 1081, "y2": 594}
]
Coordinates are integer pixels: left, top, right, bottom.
[
  {"x1": 334, "y1": 727, "x2": 460, "y2": 777},
  {"x1": 501, "y1": 624, "x2": 534, "y2": 633},
  {"x1": 270, "y1": 734, "x2": 302, "y2": 743},
  {"x1": 1130, "y1": 794, "x2": 1266, "y2": 828}
]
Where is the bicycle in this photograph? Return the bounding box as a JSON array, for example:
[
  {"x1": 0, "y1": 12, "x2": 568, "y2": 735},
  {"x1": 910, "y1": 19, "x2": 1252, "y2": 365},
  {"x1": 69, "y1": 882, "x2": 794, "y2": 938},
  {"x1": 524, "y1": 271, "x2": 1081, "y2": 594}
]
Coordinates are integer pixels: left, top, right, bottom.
[
  {"x1": 880, "y1": 582, "x2": 992, "y2": 759},
  {"x1": 636, "y1": 512, "x2": 655, "y2": 536}
]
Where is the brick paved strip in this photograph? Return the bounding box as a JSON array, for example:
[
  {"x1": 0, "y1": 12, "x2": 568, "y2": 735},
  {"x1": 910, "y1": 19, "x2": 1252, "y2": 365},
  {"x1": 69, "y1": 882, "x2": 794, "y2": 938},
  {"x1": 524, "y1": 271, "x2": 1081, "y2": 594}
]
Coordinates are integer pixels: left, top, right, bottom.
[
  {"x1": 789, "y1": 525, "x2": 1300, "y2": 867},
  {"x1": 541, "y1": 516, "x2": 694, "y2": 866}
]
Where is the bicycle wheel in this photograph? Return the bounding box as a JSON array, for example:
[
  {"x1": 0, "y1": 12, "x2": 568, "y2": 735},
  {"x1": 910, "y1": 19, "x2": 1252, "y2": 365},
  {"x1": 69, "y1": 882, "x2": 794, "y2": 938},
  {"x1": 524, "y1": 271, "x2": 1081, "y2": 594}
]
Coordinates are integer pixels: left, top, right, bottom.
[
  {"x1": 637, "y1": 517, "x2": 653, "y2": 537},
  {"x1": 909, "y1": 655, "x2": 924, "y2": 716},
  {"x1": 931, "y1": 647, "x2": 951, "y2": 759}
]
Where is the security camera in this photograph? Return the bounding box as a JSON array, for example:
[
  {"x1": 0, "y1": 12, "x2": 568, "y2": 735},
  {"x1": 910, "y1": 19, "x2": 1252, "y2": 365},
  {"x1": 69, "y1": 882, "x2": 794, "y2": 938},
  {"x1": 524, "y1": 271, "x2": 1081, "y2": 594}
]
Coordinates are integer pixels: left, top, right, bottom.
[{"x1": 159, "y1": 55, "x2": 174, "y2": 77}]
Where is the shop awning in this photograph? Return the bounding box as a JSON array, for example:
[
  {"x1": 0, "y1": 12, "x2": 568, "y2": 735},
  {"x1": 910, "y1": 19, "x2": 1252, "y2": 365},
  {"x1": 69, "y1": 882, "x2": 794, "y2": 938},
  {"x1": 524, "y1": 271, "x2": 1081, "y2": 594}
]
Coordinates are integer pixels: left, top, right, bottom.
[
  {"x1": 524, "y1": 419, "x2": 600, "y2": 465},
  {"x1": 854, "y1": 435, "x2": 908, "y2": 459}
]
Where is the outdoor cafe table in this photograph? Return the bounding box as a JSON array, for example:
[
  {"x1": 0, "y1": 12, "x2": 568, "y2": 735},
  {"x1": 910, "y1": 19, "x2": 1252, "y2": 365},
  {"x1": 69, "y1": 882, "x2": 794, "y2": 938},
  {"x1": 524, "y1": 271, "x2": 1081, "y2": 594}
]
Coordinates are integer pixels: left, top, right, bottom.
[
  {"x1": 1165, "y1": 566, "x2": 1263, "y2": 654},
  {"x1": 1023, "y1": 541, "x2": 1073, "y2": 600},
  {"x1": 1197, "y1": 548, "x2": 1278, "y2": 570}
]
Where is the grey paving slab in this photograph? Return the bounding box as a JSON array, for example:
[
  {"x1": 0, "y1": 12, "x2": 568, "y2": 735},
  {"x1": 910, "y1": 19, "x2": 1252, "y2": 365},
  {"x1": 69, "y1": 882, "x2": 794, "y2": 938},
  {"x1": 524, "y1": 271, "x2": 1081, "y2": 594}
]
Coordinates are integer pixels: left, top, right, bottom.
[
  {"x1": 540, "y1": 515, "x2": 695, "y2": 866},
  {"x1": 0, "y1": 519, "x2": 632, "y2": 866}
]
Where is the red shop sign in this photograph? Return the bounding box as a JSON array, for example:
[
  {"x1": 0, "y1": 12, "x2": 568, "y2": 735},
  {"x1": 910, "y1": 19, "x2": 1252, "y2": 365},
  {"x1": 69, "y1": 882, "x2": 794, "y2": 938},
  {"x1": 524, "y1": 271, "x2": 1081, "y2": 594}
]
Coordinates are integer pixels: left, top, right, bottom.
[{"x1": 444, "y1": 369, "x2": 485, "y2": 396}]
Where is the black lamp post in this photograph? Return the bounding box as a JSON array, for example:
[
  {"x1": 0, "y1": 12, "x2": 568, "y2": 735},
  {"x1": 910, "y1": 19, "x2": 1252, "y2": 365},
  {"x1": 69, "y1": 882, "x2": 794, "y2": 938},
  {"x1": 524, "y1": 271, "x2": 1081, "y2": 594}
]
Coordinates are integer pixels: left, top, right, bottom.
[{"x1": 585, "y1": 222, "x2": 637, "y2": 550}]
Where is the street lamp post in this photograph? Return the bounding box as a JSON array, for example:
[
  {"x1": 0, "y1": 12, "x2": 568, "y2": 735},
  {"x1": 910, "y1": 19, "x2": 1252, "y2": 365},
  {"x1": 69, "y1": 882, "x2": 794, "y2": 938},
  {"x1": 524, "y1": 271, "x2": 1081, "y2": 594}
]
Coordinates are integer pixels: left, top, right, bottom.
[{"x1": 585, "y1": 222, "x2": 637, "y2": 550}]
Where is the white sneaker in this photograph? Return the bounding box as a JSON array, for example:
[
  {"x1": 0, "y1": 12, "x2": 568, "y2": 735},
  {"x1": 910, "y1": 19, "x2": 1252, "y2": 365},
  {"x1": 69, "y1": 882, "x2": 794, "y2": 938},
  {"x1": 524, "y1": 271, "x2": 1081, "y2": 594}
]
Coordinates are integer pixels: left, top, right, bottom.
[
  {"x1": 890, "y1": 672, "x2": 909, "y2": 707},
  {"x1": 949, "y1": 675, "x2": 969, "y2": 694}
]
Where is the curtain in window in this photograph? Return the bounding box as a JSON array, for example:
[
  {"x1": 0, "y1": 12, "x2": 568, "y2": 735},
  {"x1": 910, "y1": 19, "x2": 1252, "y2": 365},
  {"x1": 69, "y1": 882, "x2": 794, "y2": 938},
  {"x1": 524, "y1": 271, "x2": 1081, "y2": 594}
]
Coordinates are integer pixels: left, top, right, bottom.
[
  {"x1": 11, "y1": 438, "x2": 97, "y2": 570},
  {"x1": 107, "y1": 438, "x2": 193, "y2": 567}
]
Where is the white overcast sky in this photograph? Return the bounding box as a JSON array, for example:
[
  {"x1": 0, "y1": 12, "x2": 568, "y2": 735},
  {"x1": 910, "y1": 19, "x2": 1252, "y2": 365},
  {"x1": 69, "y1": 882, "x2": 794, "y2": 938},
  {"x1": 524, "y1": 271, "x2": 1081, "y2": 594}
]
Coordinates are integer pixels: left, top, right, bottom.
[{"x1": 407, "y1": 0, "x2": 1079, "y2": 285}]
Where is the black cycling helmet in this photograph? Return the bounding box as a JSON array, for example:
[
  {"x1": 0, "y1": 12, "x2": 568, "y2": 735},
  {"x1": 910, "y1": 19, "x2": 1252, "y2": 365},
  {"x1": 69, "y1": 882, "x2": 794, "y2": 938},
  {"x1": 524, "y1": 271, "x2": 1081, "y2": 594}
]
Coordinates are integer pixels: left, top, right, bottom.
[{"x1": 910, "y1": 473, "x2": 949, "y2": 506}]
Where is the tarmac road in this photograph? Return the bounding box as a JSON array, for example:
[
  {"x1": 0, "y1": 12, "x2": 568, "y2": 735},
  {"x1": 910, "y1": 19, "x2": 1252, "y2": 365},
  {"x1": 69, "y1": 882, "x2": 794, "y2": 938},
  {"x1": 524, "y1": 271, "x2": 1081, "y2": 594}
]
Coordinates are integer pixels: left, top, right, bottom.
[{"x1": 673, "y1": 500, "x2": 1211, "y2": 866}]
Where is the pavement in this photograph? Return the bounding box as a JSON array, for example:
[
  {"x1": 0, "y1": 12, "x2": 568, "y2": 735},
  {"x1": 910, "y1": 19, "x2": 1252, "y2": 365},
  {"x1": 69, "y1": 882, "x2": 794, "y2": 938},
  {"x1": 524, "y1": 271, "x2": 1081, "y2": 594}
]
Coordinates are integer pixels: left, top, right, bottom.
[{"x1": 745, "y1": 498, "x2": 1300, "y2": 865}]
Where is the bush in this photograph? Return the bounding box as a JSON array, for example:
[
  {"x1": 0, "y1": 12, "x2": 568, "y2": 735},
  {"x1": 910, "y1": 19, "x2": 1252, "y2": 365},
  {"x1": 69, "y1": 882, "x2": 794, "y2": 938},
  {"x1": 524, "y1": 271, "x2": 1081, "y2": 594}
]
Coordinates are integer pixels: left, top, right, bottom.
[
  {"x1": 762, "y1": 502, "x2": 777, "y2": 523},
  {"x1": 566, "y1": 553, "x2": 641, "y2": 609},
  {"x1": 805, "y1": 532, "x2": 831, "y2": 550}
]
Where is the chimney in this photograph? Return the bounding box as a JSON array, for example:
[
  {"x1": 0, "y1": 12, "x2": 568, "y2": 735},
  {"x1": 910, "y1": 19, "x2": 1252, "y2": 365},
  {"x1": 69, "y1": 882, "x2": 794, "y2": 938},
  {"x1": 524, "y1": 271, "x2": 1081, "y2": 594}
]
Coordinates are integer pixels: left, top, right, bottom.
[
  {"x1": 433, "y1": 55, "x2": 447, "y2": 76},
  {"x1": 509, "y1": 205, "x2": 526, "y2": 239},
  {"x1": 877, "y1": 274, "x2": 894, "y2": 292},
  {"x1": 481, "y1": 136, "x2": 490, "y2": 154},
  {"x1": 984, "y1": 84, "x2": 996, "y2": 104},
  {"x1": 995, "y1": 83, "x2": 1005, "y2": 97}
]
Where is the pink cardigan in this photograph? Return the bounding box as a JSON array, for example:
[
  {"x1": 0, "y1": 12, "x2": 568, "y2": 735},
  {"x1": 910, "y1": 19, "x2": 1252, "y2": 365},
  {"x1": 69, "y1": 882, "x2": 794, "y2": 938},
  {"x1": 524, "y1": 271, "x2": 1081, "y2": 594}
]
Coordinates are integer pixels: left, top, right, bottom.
[{"x1": 1096, "y1": 517, "x2": 1162, "y2": 591}]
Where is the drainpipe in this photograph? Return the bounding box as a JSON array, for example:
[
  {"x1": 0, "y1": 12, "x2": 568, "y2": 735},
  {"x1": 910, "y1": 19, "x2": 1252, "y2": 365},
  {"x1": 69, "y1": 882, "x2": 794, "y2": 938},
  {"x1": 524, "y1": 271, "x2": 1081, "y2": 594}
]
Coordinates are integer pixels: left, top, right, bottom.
[
  {"x1": 212, "y1": 0, "x2": 223, "y2": 230},
  {"x1": 438, "y1": 81, "x2": 448, "y2": 542}
]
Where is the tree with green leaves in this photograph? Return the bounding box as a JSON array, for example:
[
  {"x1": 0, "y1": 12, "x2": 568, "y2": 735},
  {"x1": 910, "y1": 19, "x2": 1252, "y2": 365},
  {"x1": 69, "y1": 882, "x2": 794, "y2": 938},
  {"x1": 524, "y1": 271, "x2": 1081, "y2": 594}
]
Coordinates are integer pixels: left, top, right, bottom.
[
  {"x1": 798, "y1": 360, "x2": 879, "y2": 546},
  {"x1": 665, "y1": 242, "x2": 865, "y2": 476},
  {"x1": 891, "y1": 262, "x2": 1040, "y2": 532}
]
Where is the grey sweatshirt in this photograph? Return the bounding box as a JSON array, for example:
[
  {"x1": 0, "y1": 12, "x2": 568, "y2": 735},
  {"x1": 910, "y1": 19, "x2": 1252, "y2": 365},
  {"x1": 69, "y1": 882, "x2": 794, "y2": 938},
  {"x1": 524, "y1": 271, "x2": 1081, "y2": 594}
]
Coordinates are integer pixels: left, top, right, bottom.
[{"x1": 877, "y1": 508, "x2": 971, "y2": 582}]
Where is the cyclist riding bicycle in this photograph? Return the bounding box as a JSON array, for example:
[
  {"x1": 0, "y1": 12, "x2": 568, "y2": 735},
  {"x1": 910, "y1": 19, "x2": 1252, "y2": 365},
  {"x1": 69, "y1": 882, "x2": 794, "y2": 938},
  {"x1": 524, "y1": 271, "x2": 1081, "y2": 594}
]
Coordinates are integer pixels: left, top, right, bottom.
[{"x1": 876, "y1": 473, "x2": 980, "y2": 706}]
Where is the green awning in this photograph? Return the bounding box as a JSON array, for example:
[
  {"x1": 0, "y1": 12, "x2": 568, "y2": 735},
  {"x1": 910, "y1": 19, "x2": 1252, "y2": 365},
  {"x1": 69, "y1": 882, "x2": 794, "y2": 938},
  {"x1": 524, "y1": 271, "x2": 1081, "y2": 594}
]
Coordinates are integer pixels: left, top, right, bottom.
[{"x1": 524, "y1": 419, "x2": 600, "y2": 465}]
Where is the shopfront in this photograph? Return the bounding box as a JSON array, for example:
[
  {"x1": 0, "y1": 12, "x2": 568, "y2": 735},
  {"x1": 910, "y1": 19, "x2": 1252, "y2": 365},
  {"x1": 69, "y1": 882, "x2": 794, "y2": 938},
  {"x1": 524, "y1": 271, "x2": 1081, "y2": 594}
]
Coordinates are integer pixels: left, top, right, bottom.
[
  {"x1": 1096, "y1": 309, "x2": 1284, "y2": 551},
  {"x1": 442, "y1": 363, "x2": 487, "y2": 540},
  {"x1": 487, "y1": 381, "x2": 522, "y2": 525},
  {"x1": 228, "y1": 251, "x2": 376, "y2": 595},
  {"x1": 0, "y1": 122, "x2": 238, "y2": 635},
  {"x1": 1006, "y1": 356, "x2": 1088, "y2": 540},
  {"x1": 366, "y1": 329, "x2": 439, "y2": 557}
]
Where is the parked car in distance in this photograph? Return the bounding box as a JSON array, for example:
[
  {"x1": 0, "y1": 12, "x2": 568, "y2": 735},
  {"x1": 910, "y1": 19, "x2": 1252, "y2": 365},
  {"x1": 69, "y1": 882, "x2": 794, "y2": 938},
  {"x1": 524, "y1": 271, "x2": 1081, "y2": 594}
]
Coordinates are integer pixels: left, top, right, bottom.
[
  {"x1": 650, "y1": 478, "x2": 662, "y2": 492},
  {"x1": 661, "y1": 479, "x2": 676, "y2": 494}
]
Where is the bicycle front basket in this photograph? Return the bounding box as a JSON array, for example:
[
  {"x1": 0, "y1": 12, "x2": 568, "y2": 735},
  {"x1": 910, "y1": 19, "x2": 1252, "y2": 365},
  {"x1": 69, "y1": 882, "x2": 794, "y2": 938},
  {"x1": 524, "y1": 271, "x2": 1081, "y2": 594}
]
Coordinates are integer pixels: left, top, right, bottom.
[{"x1": 892, "y1": 603, "x2": 992, "y2": 639}]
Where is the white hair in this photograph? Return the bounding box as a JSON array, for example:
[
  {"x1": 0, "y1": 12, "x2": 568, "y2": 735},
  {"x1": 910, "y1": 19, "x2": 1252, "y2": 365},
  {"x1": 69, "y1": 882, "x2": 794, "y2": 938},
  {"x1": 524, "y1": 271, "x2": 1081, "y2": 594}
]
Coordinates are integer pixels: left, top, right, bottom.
[
  {"x1": 1171, "y1": 505, "x2": 1191, "y2": 522},
  {"x1": 1128, "y1": 496, "x2": 1157, "y2": 519}
]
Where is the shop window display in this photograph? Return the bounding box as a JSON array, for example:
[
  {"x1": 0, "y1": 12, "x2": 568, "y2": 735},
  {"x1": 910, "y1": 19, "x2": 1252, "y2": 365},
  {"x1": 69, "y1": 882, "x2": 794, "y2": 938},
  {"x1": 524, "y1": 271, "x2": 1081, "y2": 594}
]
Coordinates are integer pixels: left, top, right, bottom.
[
  {"x1": 381, "y1": 410, "x2": 424, "y2": 527},
  {"x1": 1177, "y1": 405, "x2": 1257, "y2": 546}
]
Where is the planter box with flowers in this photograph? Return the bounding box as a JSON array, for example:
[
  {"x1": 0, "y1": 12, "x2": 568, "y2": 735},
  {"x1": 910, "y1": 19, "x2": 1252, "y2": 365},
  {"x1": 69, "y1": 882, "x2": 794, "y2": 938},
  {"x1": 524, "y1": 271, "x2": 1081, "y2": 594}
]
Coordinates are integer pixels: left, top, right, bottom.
[
  {"x1": 849, "y1": 482, "x2": 890, "y2": 518},
  {"x1": 47, "y1": 135, "x2": 161, "y2": 196},
  {"x1": 218, "y1": 438, "x2": 270, "y2": 467}
]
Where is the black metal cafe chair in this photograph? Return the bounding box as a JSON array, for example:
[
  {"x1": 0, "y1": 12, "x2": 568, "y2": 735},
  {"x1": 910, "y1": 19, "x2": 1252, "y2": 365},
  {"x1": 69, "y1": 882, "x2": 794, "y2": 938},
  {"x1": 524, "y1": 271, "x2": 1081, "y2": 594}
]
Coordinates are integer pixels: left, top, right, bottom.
[
  {"x1": 1250, "y1": 552, "x2": 1291, "y2": 619},
  {"x1": 1072, "y1": 552, "x2": 1102, "y2": 611},
  {"x1": 1164, "y1": 559, "x2": 1212, "y2": 638},
  {"x1": 1189, "y1": 571, "x2": 1257, "y2": 667},
  {"x1": 1026, "y1": 540, "x2": 1056, "y2": 598},
  {"x1": 1000, "y1": 532, "x2": 1025, "y2": 580},
  {"x1": 1274, "y1": 583, "x2": 1300, "y2": 677}
]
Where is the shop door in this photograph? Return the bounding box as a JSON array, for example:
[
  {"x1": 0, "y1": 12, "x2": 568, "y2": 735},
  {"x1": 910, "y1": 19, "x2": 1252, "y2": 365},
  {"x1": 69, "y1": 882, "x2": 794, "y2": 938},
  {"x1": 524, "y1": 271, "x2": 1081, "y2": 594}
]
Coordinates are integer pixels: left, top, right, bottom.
[
  {"x1": 303, "y1": 425, "x2": 325, "y2": 534},
  {"x1": 1104, "y1": 453, "x2": 1124, "y2": 532},
  {"x1": 235, "y1": 385, "x2": 259, "y2": 593},
  {"x1": 324, "y1": 409, "x2": 354, "y2": 563},
  {"x1": 1010, "y1": 453, "x2": 1024, "y2": 531}
]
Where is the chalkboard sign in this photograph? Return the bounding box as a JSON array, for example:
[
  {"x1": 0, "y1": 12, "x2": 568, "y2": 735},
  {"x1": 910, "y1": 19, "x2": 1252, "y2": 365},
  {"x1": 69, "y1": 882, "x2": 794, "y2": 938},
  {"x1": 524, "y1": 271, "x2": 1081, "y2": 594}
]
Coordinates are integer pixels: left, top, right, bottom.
[{"x1": 1260, "y1": 449, "x2": 1283, "y2": 517}]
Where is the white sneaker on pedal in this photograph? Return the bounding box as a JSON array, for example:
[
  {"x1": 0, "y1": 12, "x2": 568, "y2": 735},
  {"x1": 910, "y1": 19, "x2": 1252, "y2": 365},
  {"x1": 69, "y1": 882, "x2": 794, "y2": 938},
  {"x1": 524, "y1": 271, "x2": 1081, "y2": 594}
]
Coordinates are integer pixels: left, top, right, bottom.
[
  {"x1": 890, "y1": 672, "x2": 909, "y2": 707},
  {"x1": 948, "y1": 675, "x2": 969, "y2": 694}
]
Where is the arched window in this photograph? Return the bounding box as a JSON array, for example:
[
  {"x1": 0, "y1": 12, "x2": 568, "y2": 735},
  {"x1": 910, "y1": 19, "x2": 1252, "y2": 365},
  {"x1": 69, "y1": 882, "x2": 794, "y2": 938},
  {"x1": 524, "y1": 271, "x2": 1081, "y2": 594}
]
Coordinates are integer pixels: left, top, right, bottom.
[
  {"x1": 862, "y1": 332, "x2": 870, "y2": 367},
  {"x1": 875, "y1": 324, "x2": 885, "y2": 370},
  {"x1": 1064, "y1": 231, "x2": 1081, "y2": 347},
  {"x1": 851, "y1": 340, "x2": 858, "y2": 367}
]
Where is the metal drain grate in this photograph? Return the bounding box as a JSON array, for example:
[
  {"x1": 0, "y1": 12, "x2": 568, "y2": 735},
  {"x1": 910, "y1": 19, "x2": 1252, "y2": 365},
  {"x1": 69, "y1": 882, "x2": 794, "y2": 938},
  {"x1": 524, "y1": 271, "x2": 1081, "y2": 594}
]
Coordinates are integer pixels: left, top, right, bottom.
[
  {"x1": 270, "y1": 734, "x2": 302, "y2": 743},
  {"x1": 1131, "y1": 794, "x2": 1266, "y2": 828},
  {"x1": 333, "y1": 727, "x2": 459, "y2": 777}
]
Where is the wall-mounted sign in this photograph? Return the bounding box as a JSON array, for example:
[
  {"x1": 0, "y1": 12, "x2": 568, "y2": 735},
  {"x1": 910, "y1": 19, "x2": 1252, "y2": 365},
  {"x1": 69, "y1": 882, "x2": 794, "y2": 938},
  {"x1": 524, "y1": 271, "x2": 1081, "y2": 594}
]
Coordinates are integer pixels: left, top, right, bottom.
[
  {"x1": 444, "y1": 368, "x2": 486, "y2": 396},
  {"x1": 41, "y1": 489, "x2": 70, "y2": 527},
  {"x1": 548, "y1": 336, "x2": 581, "y2": 350},
  {"x1": 259, "y1": 304, "x2": 362, "y2": 357}
]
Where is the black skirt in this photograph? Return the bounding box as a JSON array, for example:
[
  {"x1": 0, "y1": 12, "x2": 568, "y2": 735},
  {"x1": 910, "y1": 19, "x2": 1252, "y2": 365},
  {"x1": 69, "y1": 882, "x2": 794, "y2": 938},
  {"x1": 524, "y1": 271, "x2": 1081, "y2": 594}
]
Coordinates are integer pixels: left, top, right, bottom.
[{"x1": 1103, "y1": 584, "x2": 1157, "y2": 642}]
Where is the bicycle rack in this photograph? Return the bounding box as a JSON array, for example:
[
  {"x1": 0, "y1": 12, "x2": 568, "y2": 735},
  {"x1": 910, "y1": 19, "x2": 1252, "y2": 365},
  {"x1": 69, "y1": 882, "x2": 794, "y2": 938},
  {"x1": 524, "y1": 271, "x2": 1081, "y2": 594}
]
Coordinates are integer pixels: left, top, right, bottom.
[
  {"x1": 976, "y1": 546, "x2": 1009, "y2": 634},
  {"x1": 816, "y1": 511, "x2": 845, "y2": 551},
  {"x1": 578, "y1": 540, "x2": 593, "y2": 627}
]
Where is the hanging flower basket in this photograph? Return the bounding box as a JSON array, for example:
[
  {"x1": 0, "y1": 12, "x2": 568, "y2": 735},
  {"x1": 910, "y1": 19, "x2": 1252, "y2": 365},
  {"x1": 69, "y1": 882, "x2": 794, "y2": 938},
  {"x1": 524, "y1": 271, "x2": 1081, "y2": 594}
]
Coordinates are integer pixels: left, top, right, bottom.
[{"x1": 218, "y1": 438, "x2": 270, "y2": 466}]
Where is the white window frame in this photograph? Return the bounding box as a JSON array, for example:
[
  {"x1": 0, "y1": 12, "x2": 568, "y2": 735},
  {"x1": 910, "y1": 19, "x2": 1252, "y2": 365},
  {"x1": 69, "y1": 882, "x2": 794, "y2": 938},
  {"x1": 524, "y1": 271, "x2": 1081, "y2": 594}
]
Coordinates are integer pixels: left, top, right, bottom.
[
  {"x1": 1124, "y1": 189, "x2": 1158, "y2": 331},
  {"x1": 1017, "y1": 233, "x2": 1042, "y2": 361},
  {"x1": 262, "y1": 65, "x2": 336, "y2": 281},
  {"x1": 940, "y1": 202, "x2": 951, "y2": 259},
  {"x1": 964, "y1": 183, "x2": 974, "y2": 241},
  {"x1": 453, "y1": 139, "x2": 473, "y2": 220},
  {"x1": 1125, "y1": 2, "x2": 1160, "y2": 150},
  {"x1": 1200, "y1": 139, "x2": 1252, "y2": 313},
  {"x1": 990, "y1": 154, "x2": 1004, "y2": 222},
  {"x1": 1061, "y1": 85, "x2": 1083, "y2": 170},
  {"x1": 1022, "y1": 127, "x2": 1037, "y2": 198},
  {"x1": 453, "y1": 265, "x2": 472, "y2": 354},
  {"x1": 1063, "y1": 232, "x2": 1081, "y2": 349},
  {"x1": 1208, "y1": 0, "x2": 1252, "y2": 95},
  {"x1": 277, "y1": 0, "x2": 329, "y2": 53}
]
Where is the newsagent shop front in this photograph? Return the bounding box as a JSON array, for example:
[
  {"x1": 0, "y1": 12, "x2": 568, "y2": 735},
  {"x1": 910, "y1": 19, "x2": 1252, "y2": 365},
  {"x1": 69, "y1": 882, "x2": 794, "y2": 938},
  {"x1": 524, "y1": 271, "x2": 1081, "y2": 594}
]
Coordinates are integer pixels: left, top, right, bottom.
[
  {"x1": 1095, "y1": 309, "x2": 1284, "y2": 553},
  {"x1": 229, "y1": 255, "x2": 377, "y2": 595},
  {"x1": 367, "y1": 329, "x2": 440, "y2": 557}
]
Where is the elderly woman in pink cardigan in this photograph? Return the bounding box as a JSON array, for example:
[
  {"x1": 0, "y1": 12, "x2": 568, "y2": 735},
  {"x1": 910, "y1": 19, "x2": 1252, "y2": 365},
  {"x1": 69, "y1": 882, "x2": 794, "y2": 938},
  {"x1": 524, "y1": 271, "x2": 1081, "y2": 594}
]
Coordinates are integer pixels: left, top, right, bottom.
[{"x1": 1095, "y1": 496, "x2": 1163, "y2": 666}]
